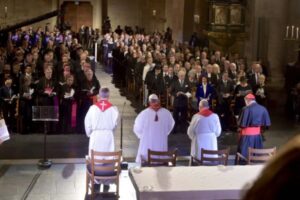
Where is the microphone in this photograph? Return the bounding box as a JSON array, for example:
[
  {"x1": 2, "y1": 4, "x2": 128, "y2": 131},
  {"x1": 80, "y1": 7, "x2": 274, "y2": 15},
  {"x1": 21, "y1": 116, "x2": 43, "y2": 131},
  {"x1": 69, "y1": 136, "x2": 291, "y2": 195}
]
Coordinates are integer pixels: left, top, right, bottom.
[
  {"x1": 120, "y1": 101, "x2": 126, "y2": 150},
  {"x1": 120, "y1": 101, "x2": 128, "y2": 170},
  {"x1": 121, "y1": 101, "x2": 126, "y2": 116}
]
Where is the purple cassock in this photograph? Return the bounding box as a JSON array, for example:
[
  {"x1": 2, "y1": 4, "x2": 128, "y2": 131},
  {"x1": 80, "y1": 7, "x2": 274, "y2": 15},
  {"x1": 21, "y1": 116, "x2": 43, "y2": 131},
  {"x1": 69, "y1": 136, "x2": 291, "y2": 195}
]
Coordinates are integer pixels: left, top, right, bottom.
[{"x1": 236, "y1": 101, "x2": 271, "y2": 163}]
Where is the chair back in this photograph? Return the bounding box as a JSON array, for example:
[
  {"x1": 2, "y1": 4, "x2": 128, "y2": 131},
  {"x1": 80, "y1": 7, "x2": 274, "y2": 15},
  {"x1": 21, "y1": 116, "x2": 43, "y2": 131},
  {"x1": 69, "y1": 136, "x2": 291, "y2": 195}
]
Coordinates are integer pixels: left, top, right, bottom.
[
  {"x1": 147, "y1": 149, "x2": 177, "y2": 167},
  {"x1": 200, "y1": 148, "x2": 229, "y2": 166},
  {"x1": 89, "y1": 150, "x2": 122, "y2": 179},
  {"x1": 85, "y1": 150, "x2": 122, "y2": 199},
  {"x1": 248, "y1": 147, "x2": 276, "y2": 165}
]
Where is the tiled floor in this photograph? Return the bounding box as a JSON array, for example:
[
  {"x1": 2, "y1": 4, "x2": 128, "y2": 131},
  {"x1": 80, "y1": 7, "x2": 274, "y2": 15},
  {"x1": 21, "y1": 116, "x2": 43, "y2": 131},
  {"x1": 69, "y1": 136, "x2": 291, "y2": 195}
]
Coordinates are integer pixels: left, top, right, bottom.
[{"x1": 0, "y1": 163, "x2": 137, "y2": 200}]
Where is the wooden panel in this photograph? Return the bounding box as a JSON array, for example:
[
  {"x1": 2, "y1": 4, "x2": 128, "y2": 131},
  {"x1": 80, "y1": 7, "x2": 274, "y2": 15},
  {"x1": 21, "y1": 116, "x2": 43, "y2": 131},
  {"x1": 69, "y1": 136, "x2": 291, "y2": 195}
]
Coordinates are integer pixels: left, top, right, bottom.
[{"x1": 62, "y1": 1, "x2": 93, "y2": 31}]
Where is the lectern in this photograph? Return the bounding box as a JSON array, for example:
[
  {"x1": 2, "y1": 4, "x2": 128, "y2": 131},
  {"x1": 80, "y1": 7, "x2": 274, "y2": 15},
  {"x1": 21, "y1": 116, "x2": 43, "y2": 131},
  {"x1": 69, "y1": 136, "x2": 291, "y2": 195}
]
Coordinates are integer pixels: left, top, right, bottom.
[{"x1": 32, "y1": 106, "x2": 59, "y2": 168}]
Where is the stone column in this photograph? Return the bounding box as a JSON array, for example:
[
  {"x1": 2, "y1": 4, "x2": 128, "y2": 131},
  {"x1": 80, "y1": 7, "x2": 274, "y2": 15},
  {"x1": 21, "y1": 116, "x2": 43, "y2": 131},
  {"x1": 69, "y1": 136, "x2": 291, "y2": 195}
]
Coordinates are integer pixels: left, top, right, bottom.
[
  {"x1": 286, "y1": 0, "x2": 300, "y2": 63},
  {"x1": 245, "y1": 0, "x2": 288, "y2": 87},
  {"x1": 93, "y1": 0, "x2": 102, "y2": 29},
  {"x1": 165, "y1": 0, "x2": 185, "y2": 42},
  {"x1": 183, "y1": 0, "x2": 195, "y2": 42}
]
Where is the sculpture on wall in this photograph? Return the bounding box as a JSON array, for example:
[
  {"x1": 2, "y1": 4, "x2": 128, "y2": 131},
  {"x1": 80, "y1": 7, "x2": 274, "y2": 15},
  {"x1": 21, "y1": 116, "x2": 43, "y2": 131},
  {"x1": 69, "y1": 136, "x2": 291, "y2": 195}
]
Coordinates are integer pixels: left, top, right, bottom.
[
  {"x1": 215, "y1": 6, "x2": 227, "y2": 25},
  {"x1": 230, "y1": 5, "x2": 242, "y2": 25}
]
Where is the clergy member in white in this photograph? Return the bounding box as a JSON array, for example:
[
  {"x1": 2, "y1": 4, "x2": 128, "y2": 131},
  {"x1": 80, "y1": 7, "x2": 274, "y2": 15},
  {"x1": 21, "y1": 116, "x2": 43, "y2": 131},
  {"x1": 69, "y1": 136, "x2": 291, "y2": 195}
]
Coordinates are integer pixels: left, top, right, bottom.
[
  {"x1": 84, "y1": 87, "x2": 119, "y2": 156},
  {"x1": 134, "y1": 94, "x2": 175, "y2": 163},
  {"x1": 187, "y1": 99, "x2": 221, "y2": 160}
]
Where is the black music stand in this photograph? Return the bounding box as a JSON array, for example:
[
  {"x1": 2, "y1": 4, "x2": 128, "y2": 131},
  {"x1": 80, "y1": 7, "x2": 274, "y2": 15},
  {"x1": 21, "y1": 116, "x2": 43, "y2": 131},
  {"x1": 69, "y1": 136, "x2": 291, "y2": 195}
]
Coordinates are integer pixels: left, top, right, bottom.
[{"x1": 32, "y1": 106, "x2": 59, "y2": 168}]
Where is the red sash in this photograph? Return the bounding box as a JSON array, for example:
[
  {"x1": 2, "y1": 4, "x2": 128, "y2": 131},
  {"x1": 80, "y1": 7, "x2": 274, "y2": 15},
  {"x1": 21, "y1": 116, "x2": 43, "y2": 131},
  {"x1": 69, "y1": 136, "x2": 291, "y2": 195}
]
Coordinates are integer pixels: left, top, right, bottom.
[
  {"x1": 240, "y1": 127, "x2": 261, "y2": 135},
  {"x1": 95, "y1": 100, "x2": 112, "y2": 112}
]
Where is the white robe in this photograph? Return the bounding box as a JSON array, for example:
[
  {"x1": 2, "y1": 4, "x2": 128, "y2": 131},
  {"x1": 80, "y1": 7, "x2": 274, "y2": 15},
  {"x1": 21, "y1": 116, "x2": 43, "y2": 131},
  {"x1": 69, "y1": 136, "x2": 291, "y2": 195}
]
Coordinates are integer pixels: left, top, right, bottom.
[
  {"x1": 0, "y1": 118, "x2": 10, "y2": 145},
  {"x1": 134, "y1": 108, "x2": 175, "y2": 163},
  {"x1": 84, "y1": 105, "x2": 119, "y2": 156},
  {"x1": 187, "y1": 113, "x2": 221, "y2": 160}
]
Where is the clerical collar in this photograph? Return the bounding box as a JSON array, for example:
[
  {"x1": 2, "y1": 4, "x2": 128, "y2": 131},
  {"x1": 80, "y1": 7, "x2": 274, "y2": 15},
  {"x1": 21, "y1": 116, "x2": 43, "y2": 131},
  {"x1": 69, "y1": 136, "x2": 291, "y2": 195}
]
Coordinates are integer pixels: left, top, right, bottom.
[{"x1": 149, "y1": 103, "x2": 161, "y2": 121}]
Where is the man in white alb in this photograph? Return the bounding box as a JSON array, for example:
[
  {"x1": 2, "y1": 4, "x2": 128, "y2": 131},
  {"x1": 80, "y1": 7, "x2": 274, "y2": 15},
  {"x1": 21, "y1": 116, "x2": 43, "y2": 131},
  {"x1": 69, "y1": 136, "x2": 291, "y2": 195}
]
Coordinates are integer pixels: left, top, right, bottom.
[
  {"x1": 187, "y1": 99, "x2": 221, "y2": 160},
  {"x1": 134, "y1": 94, "x2": 175, "y2": 164},
  {"x1": 84, "y1": 87, "x2": 119, "y2": 192}
]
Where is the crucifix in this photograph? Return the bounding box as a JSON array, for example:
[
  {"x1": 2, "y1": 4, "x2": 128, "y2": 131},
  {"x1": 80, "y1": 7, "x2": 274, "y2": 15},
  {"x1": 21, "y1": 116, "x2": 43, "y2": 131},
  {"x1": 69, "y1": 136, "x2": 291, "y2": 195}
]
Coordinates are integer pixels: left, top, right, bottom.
[{"x1": 100, "y1": 101, "x2": 107, "y2": 110}]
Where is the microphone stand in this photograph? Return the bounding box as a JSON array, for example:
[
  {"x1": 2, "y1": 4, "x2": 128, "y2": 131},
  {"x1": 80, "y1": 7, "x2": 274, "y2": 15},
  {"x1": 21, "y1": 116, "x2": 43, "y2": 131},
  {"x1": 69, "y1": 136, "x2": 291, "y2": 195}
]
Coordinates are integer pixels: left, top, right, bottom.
[{"x1": 120, "y1": 101, "x2": 128, "y2": 169}]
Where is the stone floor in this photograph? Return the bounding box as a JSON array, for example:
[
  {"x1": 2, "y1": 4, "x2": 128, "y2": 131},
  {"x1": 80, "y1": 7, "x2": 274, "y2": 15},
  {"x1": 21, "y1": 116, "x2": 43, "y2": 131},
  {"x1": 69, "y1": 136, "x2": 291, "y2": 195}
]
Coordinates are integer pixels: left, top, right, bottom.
[{"x1": 0, "y1": 163, "x2": 137, "y2": 200}]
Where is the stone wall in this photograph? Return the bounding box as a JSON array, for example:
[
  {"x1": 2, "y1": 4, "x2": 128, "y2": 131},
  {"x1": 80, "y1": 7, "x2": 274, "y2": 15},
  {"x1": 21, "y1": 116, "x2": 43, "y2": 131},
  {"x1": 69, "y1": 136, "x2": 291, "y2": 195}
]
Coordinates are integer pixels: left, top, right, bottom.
[
  {"x1": 107, "y1": 0, "x2": 142, "y2": 30},
  {"x1": 0, "y1": 0, "x2": 56, "y2": 30}
]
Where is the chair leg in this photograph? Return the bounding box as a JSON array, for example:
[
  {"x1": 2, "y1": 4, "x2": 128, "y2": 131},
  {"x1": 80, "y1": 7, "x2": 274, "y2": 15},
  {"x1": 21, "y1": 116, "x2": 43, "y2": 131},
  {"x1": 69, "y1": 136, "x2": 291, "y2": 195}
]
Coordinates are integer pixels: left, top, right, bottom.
[
  {"x1": 91, "y1": 181, "x2": 95, "y2": 200},
  {"x1": 116, "y1": 179, "x2": 120, "y2": 199},
  {"x1": 85, "y1": 173, "x2": 89, "y2": 195},
  {"x1": 189, "y1": 156, "x2": 194, "y2": 166}
]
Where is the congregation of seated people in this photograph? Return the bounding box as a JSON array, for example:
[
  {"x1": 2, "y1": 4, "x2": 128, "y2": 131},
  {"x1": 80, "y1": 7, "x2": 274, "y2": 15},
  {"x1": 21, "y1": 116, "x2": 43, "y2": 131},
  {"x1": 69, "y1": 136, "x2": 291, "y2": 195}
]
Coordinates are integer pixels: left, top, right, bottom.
[
  {"x1": 0, "y1": 26, "x2": 100, "y2": 134},
  {"x1": 101, "y1": 26, "x2": 269, "y2": 133}
]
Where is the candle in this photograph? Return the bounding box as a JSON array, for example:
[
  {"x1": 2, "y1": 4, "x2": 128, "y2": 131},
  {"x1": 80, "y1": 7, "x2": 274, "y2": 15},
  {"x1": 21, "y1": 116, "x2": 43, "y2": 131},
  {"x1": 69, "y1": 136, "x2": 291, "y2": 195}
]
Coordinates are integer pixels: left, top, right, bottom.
[
  {"x1": 286, "y1": 26, "x2": 289, "y2": 38},
  {"x1": 291, "y1": 25, "x2": 295, "y2": 38},
  {"x1": 297, "y1": 27, "x2": 299, "y2": 40},
  {"x1": 194, "y1": 14, "x2": 200, "y2": 24},
  {"x1": 4, "y1": 6, "x2": 7, "y2": 13},
  {"x1": 94, "y1": 42, "x2": 98, "y2": 62},
  {"x1": 152, "y1": 10, "x2": 156, "y2": 16}
]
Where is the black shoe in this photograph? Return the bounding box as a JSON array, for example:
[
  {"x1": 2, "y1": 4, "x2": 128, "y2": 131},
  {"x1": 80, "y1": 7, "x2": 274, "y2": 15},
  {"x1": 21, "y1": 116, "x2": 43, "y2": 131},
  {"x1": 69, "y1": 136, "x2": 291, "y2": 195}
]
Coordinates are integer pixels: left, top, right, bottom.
[
  {"x1": 103, "y1": 185, "x2": 110, "y2": 192},
  {"x1": 94, "y1": 184, "x2": 100, "y2": 191}
]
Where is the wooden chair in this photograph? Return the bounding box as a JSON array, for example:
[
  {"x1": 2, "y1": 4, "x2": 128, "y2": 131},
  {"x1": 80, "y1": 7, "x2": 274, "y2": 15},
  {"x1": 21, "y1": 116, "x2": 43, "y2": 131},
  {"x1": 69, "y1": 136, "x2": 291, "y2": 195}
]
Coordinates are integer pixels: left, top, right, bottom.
[
  {"x1": 236, "y1": 147, "x2": 276, "y2": 165},
  {"x1": 191, "y1": 148, "x2": 230, "y2": 166},
  {"x1": 143, "y1": 149, "x2": 178, "y2": 167},
  {"x1": 86, "y1": 150, "x2": 122, "y2": 200}
]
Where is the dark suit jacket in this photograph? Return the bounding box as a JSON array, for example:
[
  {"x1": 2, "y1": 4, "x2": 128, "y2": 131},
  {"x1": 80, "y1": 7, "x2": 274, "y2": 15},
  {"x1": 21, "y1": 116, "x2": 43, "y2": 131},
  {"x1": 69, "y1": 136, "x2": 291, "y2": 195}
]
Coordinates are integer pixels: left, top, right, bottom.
[
  {"x1": 217, "y1": 80, "x2": 234, "y2": 103},
  {"x1": 165, "y1": 75, "x2": 178, "y2": 88},
  {"x1": 145, "y1": 71, "x2": 165, "y2": 95},
  {"x1": 0, "y1": 86, "x2": 14, "y2": 102},
  {"x1": 205, "y1": 73, "x2": 218, "y2": 87},
  {"x1": 248, "y1": 73, "x2": 259, "y2": 92},
  {"x1": 170, "y1": 79, "x2": 191, "y2": 107}
]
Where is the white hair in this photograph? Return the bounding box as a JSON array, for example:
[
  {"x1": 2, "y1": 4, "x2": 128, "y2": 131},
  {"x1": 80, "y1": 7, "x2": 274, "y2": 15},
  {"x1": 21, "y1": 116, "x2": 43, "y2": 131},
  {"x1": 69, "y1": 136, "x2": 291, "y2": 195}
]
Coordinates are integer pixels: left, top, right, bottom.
[{"x1": 199, "y1": 99, "x2": 209, "y2": 108}]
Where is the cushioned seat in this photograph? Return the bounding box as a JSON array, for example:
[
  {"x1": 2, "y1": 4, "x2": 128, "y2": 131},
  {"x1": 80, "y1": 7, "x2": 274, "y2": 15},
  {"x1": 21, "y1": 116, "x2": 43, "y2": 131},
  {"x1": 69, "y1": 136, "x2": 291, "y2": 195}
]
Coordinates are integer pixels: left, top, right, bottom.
[
  {"x1": 86, "y1": 150, "x2": 122, "y2": 200},
  {"x1": 87, "y1": 163, "x2": 117, "y2": 176}
]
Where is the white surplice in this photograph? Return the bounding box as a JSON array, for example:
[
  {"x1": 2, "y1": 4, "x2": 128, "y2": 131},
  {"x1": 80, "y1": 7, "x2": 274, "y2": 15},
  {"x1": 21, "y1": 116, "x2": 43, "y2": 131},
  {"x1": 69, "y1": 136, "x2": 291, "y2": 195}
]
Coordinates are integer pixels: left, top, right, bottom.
[
  {"x1": 134, "y1": 108, "x2": 175, "y2": 163},
  {"x1": 187, "y1": 113, "x2": 221, "y2": 160},
  {"x1": 0, "y1": 119, "x2": 10, "y2": 144},
  {"x1": 84, "y1": 105, "x2": 119, "y2": 156}
]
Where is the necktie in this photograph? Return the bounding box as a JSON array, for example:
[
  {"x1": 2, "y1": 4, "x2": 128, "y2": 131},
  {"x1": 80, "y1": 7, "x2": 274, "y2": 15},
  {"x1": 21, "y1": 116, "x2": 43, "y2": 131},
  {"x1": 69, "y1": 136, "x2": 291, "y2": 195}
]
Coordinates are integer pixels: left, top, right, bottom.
[{"x1": 256, "y1": 73, "x2": 259, "y2": 84}]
